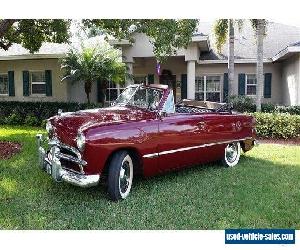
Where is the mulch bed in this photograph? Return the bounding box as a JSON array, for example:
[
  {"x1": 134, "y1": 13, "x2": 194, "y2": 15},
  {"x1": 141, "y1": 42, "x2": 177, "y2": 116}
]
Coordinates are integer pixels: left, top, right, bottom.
[
  {"x1": 259, "y1": 138, "x2": 300, "y2": 146},
  {"x1": 0, "y1": 141, "x2": 22, "y2": 160}
]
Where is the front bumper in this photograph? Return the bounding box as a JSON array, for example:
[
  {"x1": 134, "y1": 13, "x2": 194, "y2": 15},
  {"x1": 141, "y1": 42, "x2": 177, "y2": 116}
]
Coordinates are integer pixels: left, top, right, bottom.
[{"x1": 36, "y1": 134, "x2": 100, "y2": 188}]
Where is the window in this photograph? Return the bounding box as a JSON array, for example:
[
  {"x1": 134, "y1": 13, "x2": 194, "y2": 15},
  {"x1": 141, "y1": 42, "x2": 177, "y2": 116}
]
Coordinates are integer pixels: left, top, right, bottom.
[
  {"x1": 106, "y1": 82, "x2": 125, "y2": 104},
  {"x1": 31, "y1": 71, "x2": 46, "y2": 95},
  {"x1": 134, "y1": 76, "x2": 147, "y2": 85},
  {"x1": 0, "y1": 74, "x2": 8, "y2": 95},
  {"x1": 195, "y1": 75, "x2": 221, "y2": 102},
  {"x1": 246, "y1": 74, "x2": 257, "y2": 96}
]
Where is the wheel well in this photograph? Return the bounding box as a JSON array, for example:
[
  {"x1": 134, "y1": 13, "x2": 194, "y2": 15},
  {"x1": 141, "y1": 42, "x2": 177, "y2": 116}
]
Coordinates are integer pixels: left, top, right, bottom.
[{"x1": 102, "y1": 148, "x2": 143, "y2": 178}]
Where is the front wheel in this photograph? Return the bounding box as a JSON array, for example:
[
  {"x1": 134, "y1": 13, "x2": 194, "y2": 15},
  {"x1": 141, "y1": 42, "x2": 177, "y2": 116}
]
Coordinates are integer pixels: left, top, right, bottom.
[
  {"x1": 107, "y1": 151, "x2": 134, "y2": 201},
  {"x1": 222, "y1": 142, "x2": 241, "y2": 167}
]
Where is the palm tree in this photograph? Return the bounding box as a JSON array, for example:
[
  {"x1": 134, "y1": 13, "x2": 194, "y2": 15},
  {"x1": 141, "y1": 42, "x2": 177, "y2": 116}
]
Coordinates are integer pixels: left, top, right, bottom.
[
  {"x1": 250, "y1": 19, "x2": 267, "y2": 112},
  {"x1": 61, "y1": 42, "x2": 128, "y2": 104},
  {"x1": 214, "y1": 19, "x2": 267, "y2": 111},
  {"x1": 213, "y1": 19, "x2": 242, "y2": 98}
]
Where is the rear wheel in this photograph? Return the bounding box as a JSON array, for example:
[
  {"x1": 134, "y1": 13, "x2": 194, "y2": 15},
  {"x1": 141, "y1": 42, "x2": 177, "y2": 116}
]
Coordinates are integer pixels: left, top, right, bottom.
[
  {"x1": 107, "y1": 151, "x2": 134, "y2": 201},
  {"x1": 222, "y1": 142, "x2": 241, "y2": 167}
]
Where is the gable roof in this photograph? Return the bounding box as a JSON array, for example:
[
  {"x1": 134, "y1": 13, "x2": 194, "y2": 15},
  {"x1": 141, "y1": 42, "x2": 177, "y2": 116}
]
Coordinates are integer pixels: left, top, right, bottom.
[
  {"x1": 197, "y1": 21, "x2": 300, "y2": 61},
  {"x1": 0, "y1": 42, "x2": 69, "y2": 60}
]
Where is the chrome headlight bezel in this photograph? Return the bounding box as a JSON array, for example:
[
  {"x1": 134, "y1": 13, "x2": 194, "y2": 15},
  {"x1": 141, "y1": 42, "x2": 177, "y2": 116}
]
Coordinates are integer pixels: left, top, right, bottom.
[{"x1": 76, "y1": 132, "x2": 86, "y2": 152}]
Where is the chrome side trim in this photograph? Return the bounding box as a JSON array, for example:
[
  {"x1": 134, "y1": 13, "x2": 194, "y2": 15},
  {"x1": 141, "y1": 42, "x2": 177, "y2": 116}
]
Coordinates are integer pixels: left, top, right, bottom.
[
  {"x1": 142, "y1": 137, "x2": 253, "y2": 158},
  {"x1": 143, "y1": 153, "x2": 159, "y2": 159}
]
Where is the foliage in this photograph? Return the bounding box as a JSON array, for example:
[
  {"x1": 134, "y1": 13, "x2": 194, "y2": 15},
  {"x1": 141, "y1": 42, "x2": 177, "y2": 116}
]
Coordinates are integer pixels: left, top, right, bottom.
[
  {"x1": 0, "y1": 101, "x2": 101, "y2": 126},
  {"x1": 4, "y1": 112, "x2": 22, "y2": 125},
  {"x1": 1, "y1": 126, "x2": 300, "y2": 229},
  {"x1": 275, "y1": 106, "x2": 300, "y2": 115},
  {"x1": 229, "y1": 95, "x2": 256, "y2": 113},
  {"x1": 253, "y1": 112, "x2": 300, "y2": 139},
  {"x1": 0, "y1": 19, "x2": 70, "y2": 52},
  {"x1": 24, "y1": 115, "x2": 40, "y2": 127},
  {"x1": 213, "y1": 19, "x2": 228, "y2": 53},
  {"x1": 261, "y1": 103, "x2": 276, "y2": 113},
  {"x1": 61, "y1": 42, "x2": 128, "y2": 103},
  {"x1": 83, "y1": 19, "x2": 199, "y2": 63}
]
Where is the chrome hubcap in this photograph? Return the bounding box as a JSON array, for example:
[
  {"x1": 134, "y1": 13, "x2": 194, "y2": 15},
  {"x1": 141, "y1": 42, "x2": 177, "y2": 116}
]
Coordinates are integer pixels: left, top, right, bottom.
[
  {"x1": 119, "y1": 161, "x2": 131, "y2": 194},
  {"x1": 225, "y1": 143, "x2": 238, "y2": 163}
]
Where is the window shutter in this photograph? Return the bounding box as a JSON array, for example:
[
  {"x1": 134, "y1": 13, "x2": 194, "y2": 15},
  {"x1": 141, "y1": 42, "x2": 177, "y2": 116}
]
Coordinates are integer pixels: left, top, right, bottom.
[
  {"x1": 181, "y1": 74, "x2": 187, "y2": 99},
  {"x1": 223, "y1": 73, "x2": 228, "y2": 102},
  {"x1": 23, "y1": 71, "x2": 30, "y2": 96},
  {"x1": 8, "y1": 71, "x2": 15, "y2": 96},
  {"x1": 97, "y1": 79, "x2": 105, "y2": 103},
  {"x1": 147, "y1": 74, "x2": 154, "y2": 84},
  {"x1": 45, "y1": 70, "x2": 52, "y2": 96},
  {"x1": 264, "y1": 73, "x2": 272, "y2": 98},
  {"x1": 238, "y1": 73, "x2": 246, "y2": 96}
]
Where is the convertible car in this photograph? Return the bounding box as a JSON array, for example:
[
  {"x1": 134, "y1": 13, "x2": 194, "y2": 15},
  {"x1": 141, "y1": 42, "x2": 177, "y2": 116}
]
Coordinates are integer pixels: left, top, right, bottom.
[{"x1": 37, "y1": 84, "x2": 257, "y2": 201}]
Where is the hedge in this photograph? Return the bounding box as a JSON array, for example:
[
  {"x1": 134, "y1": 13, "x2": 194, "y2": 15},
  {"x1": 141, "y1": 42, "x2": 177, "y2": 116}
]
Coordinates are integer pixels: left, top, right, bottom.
[
  {"x1": 253, "y1": 112, "x2": 300, "y2": 139},
  {"x1": 229, "y1": 95, "x2": 300, "y2": 115},
  {"x1": 0, "y1": 101, "x2": 101, "y2": 127}
]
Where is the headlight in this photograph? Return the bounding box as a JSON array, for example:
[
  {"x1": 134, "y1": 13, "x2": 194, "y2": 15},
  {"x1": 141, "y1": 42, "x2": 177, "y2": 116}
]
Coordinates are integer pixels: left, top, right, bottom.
[
  {"x1": 76, "y1": 132, "x2": 86, "y2": 151},
  {"x1": 46, "y1": 121, "x2": 53, "y2": 134}
]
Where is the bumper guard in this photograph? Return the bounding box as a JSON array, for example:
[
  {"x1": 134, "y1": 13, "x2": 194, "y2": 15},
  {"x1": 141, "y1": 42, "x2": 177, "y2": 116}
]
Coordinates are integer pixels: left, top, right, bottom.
[{"x1": 36, "y1": 134, "x2": 100, "y2": 188}]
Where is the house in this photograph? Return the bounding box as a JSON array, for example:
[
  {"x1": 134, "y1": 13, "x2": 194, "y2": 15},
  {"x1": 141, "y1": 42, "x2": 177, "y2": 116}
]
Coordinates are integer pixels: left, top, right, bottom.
[{"x1": 0, "y1": 22, "x2": 300, "y2": 105}]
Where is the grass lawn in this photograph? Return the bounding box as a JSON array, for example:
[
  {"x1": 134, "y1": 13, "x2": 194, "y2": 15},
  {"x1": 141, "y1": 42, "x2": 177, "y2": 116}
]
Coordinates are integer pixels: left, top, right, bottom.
[{"x1": 0, "y1": 126, "x2": 299, "y2": 229}]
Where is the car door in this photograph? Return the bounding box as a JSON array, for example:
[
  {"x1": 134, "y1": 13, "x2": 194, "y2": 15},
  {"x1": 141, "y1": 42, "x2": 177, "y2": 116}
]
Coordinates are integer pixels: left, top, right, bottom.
[{"x1": 157, "y1": 113, "x2": 207, "y2": 172}]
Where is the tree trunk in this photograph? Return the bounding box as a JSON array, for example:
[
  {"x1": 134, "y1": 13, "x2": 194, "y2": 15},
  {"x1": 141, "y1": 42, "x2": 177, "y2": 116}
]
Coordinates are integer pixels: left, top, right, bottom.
[
  {"x1": 256, "y1": 20, "x2": 265, "y2": 112},
  {"x1": 228, "y1": 19, "x2": 235, "y2": 97},
  {"x1": 0, "y1": 19, "x2": 18, "y2": 38},
  {"x1": 84, "y1": 80, "x2": 92, "y2": 104}
]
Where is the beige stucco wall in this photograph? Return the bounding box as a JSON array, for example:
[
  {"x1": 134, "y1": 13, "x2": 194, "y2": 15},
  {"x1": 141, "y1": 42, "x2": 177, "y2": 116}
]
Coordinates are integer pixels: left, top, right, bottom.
[
  {"x1": 0, "y1": 58, "x2": 68, "y2": 102},
  {"x1": 68, "y1": 80, "x2": 98, "y2": 103},
  {"x1": 281, "y1": 54, "x2": 300, "y2": 105}
]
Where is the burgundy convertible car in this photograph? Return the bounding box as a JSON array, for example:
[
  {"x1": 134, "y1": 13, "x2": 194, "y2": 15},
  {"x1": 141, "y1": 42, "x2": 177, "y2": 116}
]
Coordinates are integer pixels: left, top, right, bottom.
[{"x1": 37, "y1": 84, "x2": 257, "y2": 201}]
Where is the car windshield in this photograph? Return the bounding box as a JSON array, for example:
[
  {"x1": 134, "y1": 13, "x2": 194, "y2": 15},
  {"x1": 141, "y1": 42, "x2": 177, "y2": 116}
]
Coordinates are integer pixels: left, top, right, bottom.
[{"x1": 113, "y1": 85, "x2": 163, "y2": 110}]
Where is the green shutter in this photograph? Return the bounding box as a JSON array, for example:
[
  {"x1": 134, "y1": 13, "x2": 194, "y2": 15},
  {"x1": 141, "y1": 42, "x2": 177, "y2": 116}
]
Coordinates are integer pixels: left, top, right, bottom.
[
  {"x1": 264, "y1": 73, "x2": 272, "y2": 98},
  {"x1": 147, "y1": 74, "x2": 154, "y2": 84},
  {"x1": 97, "y1": 79, "x2": 105, "y2": 103},
  {"x1": 23, "y1": 71, "x2": 30, "y2": 96},
  {"x1": 238, "y1": 73, "x2": 246, "y2": 96},
  {"x1": 45, "y1": 70, "x2": 52, "y2": 96},
  {"x1": 8, "y1": 71, "x2": 15, "y2": 96},
  {"x1": 223, "y1": 73, "x2": 228, "y2": 102},
  {"x1": 181, "y1": 74, "x2": 187, "y2": 99}
]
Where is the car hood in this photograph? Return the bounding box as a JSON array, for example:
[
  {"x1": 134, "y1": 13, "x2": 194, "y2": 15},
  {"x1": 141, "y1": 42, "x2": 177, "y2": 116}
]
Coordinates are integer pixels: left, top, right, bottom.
[{"x1": 50, "y1": 106, "x2": 152, "y2": 146}]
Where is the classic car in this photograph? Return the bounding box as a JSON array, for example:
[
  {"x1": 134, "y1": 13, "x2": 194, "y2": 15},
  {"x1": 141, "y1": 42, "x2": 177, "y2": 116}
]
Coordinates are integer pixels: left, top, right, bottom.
[{"x1": 37, "y1": 84, "x2": 257, "y2": 201}]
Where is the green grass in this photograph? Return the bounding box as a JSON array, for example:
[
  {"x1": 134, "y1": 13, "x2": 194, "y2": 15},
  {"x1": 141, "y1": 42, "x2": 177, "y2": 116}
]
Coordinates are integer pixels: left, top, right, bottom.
[{"x1": 0, "y1": 126, "x2": 299, "y2": 229}]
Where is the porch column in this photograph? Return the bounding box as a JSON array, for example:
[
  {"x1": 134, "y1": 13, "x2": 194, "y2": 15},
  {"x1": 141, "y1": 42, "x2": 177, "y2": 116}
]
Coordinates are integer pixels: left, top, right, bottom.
[
  {"x1": 125, "y1": 62, "x2": 134, "y2": 86},
  {"x1": 187, "y1": 60, "x2": 196, "y2": 99}
]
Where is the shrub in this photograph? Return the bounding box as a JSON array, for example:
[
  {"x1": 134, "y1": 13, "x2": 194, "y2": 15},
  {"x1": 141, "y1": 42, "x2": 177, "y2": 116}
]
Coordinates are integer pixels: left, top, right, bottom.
[
  {"x1": 275, "y1": 105, "x2": 300, "y2": 115},
  {"x1": 229, "y1": 95, "x2": 256, "y2": 113},
  {"x1": 0, "y1": 101, "x2": 102, "y2": 127},
  {"x1": 261, "y1": 103, "x2": 276, "y2": 113},
  {"x1": 24, "y1": 115, "x2": 40, "y2": 126},
  {"x1": 4, "y1": 112, "x2": 23, "y2": 125},
  {"x1": 253, "y1": 112, "x2": 300, "y2": 139}
]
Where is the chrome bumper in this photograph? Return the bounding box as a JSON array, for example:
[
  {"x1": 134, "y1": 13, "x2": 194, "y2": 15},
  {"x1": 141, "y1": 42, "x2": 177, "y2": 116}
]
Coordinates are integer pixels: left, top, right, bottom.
[{"x1": 36, "y1": 134, "x2": 100, "y2": 188}]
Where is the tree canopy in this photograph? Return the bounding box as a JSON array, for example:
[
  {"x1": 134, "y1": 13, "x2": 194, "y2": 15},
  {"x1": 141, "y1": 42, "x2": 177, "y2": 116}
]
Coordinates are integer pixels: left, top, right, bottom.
[
  {"x1": 83, "y1": 19, "x2": 199, "y2": 62},
  {"x1": 0, "y1": 19, "x2": 70, "y2": 52}
]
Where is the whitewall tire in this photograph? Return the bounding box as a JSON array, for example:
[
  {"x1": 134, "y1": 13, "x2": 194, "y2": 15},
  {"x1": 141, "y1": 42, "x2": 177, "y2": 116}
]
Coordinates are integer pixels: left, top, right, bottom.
[
  {"x1": 108, "y1": 151, "x2": 134, "y2": 201},
  {"x1": 222, "y1": 142, "x2": 241, "y2": 167}
]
